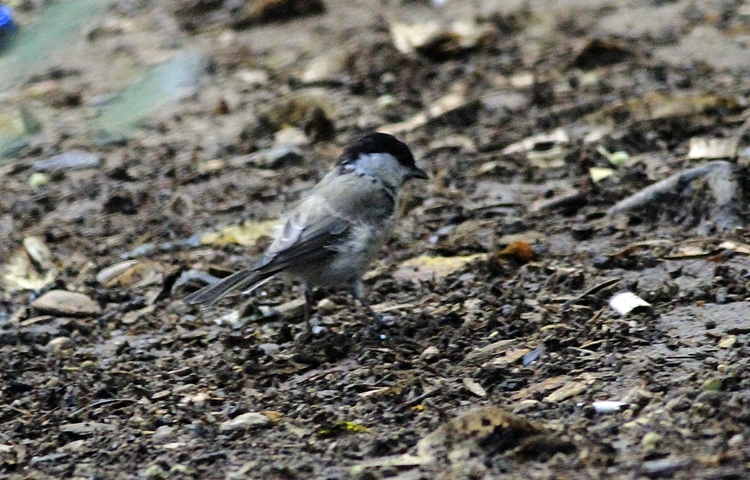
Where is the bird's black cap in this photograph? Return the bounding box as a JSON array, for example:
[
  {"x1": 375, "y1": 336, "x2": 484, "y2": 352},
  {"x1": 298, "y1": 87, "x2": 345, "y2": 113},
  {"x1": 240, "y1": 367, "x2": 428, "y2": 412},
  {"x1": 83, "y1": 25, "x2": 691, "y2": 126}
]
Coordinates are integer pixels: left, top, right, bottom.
[{"x1": 339, "y1": 132, "x2": 422, "y2": 174}]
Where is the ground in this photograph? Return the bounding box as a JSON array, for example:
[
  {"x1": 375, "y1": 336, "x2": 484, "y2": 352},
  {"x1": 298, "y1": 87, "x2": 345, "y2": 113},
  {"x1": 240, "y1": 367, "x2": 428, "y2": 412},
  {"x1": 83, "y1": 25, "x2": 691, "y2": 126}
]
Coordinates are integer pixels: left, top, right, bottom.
[{"x1": 1, "y1": 0, "x2": 750, "y2": 479}]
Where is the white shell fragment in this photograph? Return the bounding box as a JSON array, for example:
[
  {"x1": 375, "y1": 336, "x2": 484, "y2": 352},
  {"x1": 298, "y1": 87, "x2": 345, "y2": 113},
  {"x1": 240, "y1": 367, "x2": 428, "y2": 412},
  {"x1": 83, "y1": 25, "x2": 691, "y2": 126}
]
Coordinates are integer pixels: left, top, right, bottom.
[
  {"x1": 592, "y1": 401, "x2": 628, "y2": 413},
  {"x1": 609, "y1": 291, "x2": 651, "y2": 315},
  {"x1": 688, "y1": 137, "x2": 738, "y2": 160}
]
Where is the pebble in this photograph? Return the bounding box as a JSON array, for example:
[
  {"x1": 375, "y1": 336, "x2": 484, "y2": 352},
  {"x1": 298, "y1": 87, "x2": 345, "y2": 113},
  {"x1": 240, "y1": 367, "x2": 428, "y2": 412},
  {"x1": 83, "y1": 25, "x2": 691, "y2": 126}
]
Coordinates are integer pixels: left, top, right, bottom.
[
  {"x1": 274, "y1": 298, "x2": 306, "y2": 321},
  {"x1": 301, "y1": 51, "x2": 346, "y2": 84},
  {"x1": 543, "y1": 381, "x2": 587, "y2": 403},
  {"x1": 258, "y1": 343, "x2": 280, "y2": 356},
  {"x1": 311, "y1": 325, "x2": 327, "y2": 335},
  {"x1": 32, "y1": 151, "x2": 102, "y2": 172},
  {"x1": 236, "y1": 69, "x2": 269, "y2": 86},
  {"x1": 219, "y1": 412, "x2": 271, "y2": 432},
  {"x1": 152, "y1": 425, "x2": 176, "y2": 444},
  {"x1": 591, "y1": 256, "x2": 612, "y2": 269},
  {"x1": 728, "y1": 433, "x2": 744, "y2": 447},
  {"x1": 641, "y1": 457, "x2": 689, "y2": 476},
  {"x1": 144, "y1": 464, "x2": 166, "y2": 480},
  {"x1": 316, "y1": 298, "x2": 337, "y2": 313},
  {"x1": 420, "y1": 346, "x2": 440, "y2": 361},
  {"x1": 31, "y1": 290, "x2": 101, "y2": 317},
  {"x1": 274, "y1": 127, "x2": 308, "y2": 147},
  {"x1": 642, "y1": 431, "x2": 662, "y2": 449},
  {"x1": 701, "y1": 378, "x2": 723, "y2": 392},
  {"x1": 46, "y1": 336, "x2": 73, "y2": 352},
  {"x1": 80, "y1": 360, "x2": 98, "y2": 372},
  {"x1": 718, "y1": 335, "x2": 736, "y2": 349},
  {"x1": 245, "y1": 145, "x2": 303, "y2": 169},
  {"x1": 29, "y1": 172, "x2": 49, "y2": 188},
  {"x1": 59, "y1": 422, "x2": 117, "y2": 435},
  {"x1": 512, "y1": 399, "x2": 539, "y2": 413}
]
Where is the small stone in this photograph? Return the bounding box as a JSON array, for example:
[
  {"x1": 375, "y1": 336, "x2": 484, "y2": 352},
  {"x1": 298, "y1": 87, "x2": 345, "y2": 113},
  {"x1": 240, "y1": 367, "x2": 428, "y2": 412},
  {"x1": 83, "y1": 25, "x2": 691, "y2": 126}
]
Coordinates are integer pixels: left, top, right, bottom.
[
  {"x1": 152, "y1": 425, "x2": 176, "y2": 444},
  {"x1": 274, "y1": 298, "x2": 306, "y2": 321},
  {"x1": 32, "y1": 151, "x2": 102, "y2": 172},
  {"x1": 718, "y1": 335, "x2": 736, "y2": 348},
  {"x1": 144, "y1": 464, "x2": 166, "y2": 479},
  {"x1": 543, "y1": 381, "x2": 587, "y2": 403},
  {"x1": 246, "y1": 145, "x2": 304, "y2": 169},
  {"x1": 420, "y1": 346, "x2": 440, "y2": 361},
  {"x1": 80, "y1": 360, "x2": 97, "y2": 372},
  {"x1": 702, "y1": 378, "x2": 723, "y2": 391},
  {"x1": 311, "y1": 325, "x2": 327, "y2": 335},
  {"x1": 46, "y1": 336, "x2": 72, "y2": 352},
  {"x1": 512, "y1": 399, "x2": 539, "y2": 413},
  {"x1": 463, "y1": 378, "x2": 487, "y2": 398},
  {"x1": 317, "y1": 298, "x2": 337, "y2": 313},
  {"x1": 31, "y1": 290, "x2": 101, "y2": 317},
  {"x1": 236, "y1": 69, "x2": 269, "y2": 86},
  {"x1": 715, "y1": 287, "x2": 728, "y2": 304},
  {"x1": 29, "y1": 172, "x2": 49, "y2": 188},
  {"x1": 301, "y1": 51, "x2": 347, "y2": 84},
  {"x1": 274, "y1": 127, "x2": 308, "y2": 147},
  {"x1": 181, "y1": 392, "x2": 209, "y2": 409},
  {"x1": 128, "y1": 415, "x2": 146, "y2": 428},
  {"x1": 59, "y1": 422, "x2": 117, "y2": 435},
  {"x1": 728, "y1": 433, "x2": 744, "y2": 447},
  {"x1": 641, "y1": 457, "x2": 689, "y2": 476},
  {"x1": 219, "y1": 412, "x2": 271, "y2": 433},
  {"x1": 642, "y1": 431, "x2": 662, "y2": 449},
  {"x1": 258, "y1": 343, "x2": 280, "y2": 357}
]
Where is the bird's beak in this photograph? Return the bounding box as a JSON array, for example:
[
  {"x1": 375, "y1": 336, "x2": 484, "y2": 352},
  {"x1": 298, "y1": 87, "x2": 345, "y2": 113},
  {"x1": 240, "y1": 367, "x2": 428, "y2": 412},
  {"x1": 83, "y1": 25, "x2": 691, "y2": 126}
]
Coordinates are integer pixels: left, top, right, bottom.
[{"x1": 411, "y1": 167, "x2": 429, "y2": 180}]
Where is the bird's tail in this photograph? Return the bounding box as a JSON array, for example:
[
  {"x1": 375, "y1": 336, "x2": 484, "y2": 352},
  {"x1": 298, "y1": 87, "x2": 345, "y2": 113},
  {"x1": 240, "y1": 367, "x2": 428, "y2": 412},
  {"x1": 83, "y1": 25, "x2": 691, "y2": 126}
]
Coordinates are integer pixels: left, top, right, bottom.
[{"x1": 182, "y1": 269, "x2": 273, "y2": 305}]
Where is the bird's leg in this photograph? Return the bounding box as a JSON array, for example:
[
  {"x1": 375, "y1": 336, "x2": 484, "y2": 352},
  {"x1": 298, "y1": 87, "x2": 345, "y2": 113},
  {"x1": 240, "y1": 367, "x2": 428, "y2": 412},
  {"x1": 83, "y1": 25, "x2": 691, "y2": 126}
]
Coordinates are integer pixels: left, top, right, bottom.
[
  {"x1": 302, "y1": 283, "x2": 314, "y2": 334},
  {"x1": 351, "y1": 280, "x2": 394, "y2": 329}
]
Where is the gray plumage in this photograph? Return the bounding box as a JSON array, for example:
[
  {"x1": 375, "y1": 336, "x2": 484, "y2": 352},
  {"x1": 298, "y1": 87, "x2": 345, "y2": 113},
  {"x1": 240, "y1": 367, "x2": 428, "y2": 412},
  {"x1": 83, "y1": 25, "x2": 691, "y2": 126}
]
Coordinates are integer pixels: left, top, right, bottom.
[{"x1": 184, "y1": 133, "x2": 427, "y2": 330}]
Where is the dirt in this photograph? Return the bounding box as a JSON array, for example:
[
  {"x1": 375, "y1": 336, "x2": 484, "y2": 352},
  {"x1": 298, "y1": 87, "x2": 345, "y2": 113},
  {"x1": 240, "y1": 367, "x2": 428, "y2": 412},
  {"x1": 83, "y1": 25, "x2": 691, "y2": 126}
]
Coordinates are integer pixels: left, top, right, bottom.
[{"x1": 2, "y1": 0, "x2": 750, "y2": 479}]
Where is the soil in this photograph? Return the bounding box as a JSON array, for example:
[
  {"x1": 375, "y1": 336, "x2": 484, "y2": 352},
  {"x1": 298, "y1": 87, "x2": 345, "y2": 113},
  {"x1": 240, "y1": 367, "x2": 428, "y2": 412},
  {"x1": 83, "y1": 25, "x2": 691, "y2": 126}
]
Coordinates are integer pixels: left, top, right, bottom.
[{"x1": 2, "y1": 0, "x2": 750, "y2": 479}]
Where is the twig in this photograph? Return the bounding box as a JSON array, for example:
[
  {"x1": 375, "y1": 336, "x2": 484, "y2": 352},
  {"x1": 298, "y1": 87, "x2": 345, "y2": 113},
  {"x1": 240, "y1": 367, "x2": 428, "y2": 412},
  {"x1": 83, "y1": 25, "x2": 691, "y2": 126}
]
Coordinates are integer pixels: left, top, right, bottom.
[
  {"x1": 397, "y1": 385, "x2": 443, "y2": 410},
  {"x1": 70, "y1": 398, "x2": 137, "y2": 417}
]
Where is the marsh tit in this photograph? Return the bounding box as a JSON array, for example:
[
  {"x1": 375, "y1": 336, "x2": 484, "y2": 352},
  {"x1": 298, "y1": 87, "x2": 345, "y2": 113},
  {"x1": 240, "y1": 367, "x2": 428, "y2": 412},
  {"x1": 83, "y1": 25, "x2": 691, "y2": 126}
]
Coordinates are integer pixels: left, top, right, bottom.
[{"x1": 184, "y1": 132, "x2": 428, "y2": 333}]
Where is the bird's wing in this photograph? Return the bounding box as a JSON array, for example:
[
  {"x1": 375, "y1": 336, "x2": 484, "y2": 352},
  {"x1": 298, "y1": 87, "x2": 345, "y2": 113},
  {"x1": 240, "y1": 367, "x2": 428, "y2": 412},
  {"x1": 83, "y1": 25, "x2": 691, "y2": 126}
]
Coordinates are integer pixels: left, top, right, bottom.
[
  {"x1": 253, "y1": 204, "x2": 350, "y2": 276},
  {"x1": 184, "y1": 210, "x2": 348, "y2": 305},
  {"x1": 254, "y1": 173, "x2": 398, "y2": 276}
]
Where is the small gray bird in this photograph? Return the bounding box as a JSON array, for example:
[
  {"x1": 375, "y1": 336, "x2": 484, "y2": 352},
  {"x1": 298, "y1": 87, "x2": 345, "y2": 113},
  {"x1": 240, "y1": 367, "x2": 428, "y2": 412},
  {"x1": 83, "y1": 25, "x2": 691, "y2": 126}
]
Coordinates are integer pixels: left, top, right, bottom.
[{"x1": 184, "y1": 132, "x2": 427, "y2": 333}]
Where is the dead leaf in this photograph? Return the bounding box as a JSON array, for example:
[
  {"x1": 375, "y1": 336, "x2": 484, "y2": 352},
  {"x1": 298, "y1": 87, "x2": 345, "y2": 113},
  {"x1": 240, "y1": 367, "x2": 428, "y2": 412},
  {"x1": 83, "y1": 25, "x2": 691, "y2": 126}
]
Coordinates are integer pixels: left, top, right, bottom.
[
  {"x1": 392, "y1": 254, "x2": 483, "y2": 284},
  {"x1": 462, "y1": 378, "x2": 487, "y2": 398},
  {"x1": 200, "y1": 219, "x2": 277, "y2": 246},
  {"x1": 2, "y1": 247, "x2": 56, "y2": 292},
  {"x1": 390, "y1": 19, "x2": 495, "y2": 58},
  {"x1": 543, "y1": 381, "x2": 587, "y2": 403},
  {"x1": 380, "y1": 85, "x2": 477, "y2": 134}
]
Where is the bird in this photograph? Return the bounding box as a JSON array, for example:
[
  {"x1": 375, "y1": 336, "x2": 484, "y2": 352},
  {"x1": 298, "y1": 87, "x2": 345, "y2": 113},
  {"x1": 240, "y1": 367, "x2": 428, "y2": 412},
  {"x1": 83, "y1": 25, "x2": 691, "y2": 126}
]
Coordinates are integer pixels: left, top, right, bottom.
[{"x1": 184, "y1": 132, "x2": 428, "y2": 334}]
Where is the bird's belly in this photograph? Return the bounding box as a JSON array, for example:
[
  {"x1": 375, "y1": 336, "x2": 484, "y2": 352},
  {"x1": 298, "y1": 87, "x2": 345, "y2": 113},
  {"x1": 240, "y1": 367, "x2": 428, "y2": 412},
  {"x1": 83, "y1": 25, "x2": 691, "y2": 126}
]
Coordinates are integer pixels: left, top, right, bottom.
[{"x1": 286, "y1": 224, "x2": 390, "y2": 289}]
